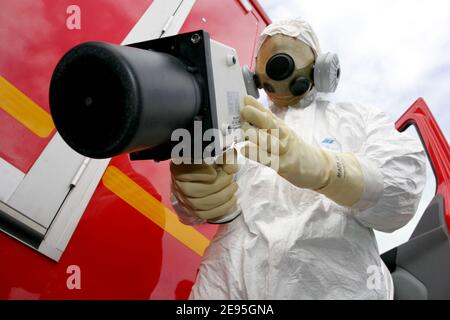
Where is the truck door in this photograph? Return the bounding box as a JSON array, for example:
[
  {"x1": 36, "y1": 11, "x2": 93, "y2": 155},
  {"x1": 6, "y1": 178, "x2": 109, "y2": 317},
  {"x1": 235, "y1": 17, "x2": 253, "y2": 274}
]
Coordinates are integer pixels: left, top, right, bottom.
[{"x1": 379, "y1": 98, "x2": 450, "y2": 299}]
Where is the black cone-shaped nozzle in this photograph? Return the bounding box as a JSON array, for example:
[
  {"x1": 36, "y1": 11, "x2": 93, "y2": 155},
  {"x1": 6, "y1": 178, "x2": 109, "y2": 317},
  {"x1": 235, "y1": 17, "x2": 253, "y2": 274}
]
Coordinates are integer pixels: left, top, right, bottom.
[{"x1": 49, "y1": 41, "x2": 202, "y2": 159}]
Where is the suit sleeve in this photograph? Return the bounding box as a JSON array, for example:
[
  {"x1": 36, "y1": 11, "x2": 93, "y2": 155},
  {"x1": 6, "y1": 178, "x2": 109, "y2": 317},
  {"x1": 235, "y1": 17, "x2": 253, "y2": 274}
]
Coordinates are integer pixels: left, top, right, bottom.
[{"x1": 350, "y1": 106, "x2": 426, "y2": 232}]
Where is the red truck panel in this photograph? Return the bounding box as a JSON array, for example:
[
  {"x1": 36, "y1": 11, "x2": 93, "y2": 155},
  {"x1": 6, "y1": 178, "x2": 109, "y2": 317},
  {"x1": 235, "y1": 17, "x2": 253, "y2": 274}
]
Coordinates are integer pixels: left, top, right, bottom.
[
  {"x1": 0, "y1": 0, "x2": 270, "y2": 299},
  {"x1": 0, "y1": 0, "x2": 153, "y2": 173},
  {"x1": 180, "y1": 0, "x2": 270, "y2": 70}
]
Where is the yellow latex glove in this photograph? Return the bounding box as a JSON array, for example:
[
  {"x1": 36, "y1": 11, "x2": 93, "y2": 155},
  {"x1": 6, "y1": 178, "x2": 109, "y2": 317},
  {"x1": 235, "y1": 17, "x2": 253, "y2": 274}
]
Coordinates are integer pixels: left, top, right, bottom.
[
  {"x1": 240, "y1": 95, "x2": 364, "y2": 207},
  {"x1": 170, "y1": 156, "x2": 240, "y2": 222}
]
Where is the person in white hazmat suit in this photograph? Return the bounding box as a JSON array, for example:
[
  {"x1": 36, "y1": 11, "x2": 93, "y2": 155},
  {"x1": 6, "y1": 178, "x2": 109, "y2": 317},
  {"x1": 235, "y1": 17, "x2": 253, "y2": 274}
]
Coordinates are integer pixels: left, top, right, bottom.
[{"x1": 170, "y1": 18, "x2": 426, "y2": 299}]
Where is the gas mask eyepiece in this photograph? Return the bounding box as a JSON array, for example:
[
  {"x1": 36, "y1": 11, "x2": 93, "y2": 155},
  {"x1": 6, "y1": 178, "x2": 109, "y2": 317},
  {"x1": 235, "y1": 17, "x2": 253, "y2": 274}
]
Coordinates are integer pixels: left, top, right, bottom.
[{"x1": 265, "y1": 53, "x2": 295, "y2": 81}]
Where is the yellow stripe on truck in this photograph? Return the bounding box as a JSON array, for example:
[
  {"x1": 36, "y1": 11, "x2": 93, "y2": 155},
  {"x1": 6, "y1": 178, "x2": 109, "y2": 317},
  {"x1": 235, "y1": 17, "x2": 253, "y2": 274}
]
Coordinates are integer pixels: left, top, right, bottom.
[
  {"x1": 102, "y1": 165, "x2": 210, "y2": 256},
  {"x1": 0, "y1": 75, "x2": 54, "y2": 138}
]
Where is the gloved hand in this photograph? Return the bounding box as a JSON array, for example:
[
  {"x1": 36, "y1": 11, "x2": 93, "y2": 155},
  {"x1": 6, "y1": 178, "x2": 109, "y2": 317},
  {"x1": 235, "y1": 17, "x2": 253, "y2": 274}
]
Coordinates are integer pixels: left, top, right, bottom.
[
  {"x1": 240, "y1": 95, "x2": 364, "y2": 207},
  {"x1": 170, "y1": 155, "x2": 240, "y2": 223}
]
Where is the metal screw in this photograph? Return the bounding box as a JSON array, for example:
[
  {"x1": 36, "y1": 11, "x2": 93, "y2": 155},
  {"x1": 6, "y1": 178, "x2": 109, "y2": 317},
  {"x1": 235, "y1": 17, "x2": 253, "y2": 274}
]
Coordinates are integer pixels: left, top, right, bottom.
[
  {"x1": 191, "y1": 33, "x2": 201, "y2": 44},
  {"x1": 226, "y1": 54, "x2": 236, "y2": 66},
  {"x1": 221, "y1": 123, "x2": 232, "y2": 135}
]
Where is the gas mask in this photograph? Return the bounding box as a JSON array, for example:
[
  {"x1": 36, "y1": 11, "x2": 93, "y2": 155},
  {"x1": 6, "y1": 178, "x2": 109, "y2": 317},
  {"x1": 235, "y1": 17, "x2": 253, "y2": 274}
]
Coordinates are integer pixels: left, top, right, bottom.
[{"x1": 253, "y1": 34, "x2": 341, "y2": 107}]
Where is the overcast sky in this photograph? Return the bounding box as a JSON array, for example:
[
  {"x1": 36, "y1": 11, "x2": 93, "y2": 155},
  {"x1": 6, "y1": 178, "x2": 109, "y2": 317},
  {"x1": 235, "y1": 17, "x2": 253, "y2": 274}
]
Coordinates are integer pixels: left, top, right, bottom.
[{"x1": 258, "y1": 0, "x2": 450, "y2": 138}]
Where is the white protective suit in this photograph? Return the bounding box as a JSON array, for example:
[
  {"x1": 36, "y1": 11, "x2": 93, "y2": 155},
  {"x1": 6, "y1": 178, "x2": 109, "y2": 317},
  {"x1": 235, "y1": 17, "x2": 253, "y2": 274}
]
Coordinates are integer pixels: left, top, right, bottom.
[{"x1": 180, "y1": 18, "x2": 426, "y2": 299}]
